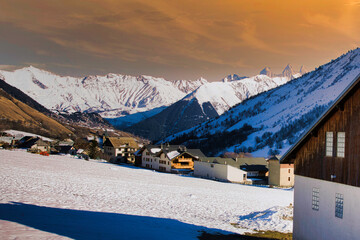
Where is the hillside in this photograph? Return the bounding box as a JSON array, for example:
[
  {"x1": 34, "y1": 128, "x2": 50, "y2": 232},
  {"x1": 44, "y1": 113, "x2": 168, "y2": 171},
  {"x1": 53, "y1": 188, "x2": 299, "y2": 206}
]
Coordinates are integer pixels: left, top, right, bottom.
[
  {"x1": 0, "y1": 89, "x2": 73, "y2": 139},
  {"x1": 0, "y1": 67, "x2": 207, "y2": 118},
  {"x1": 162, "y1": 48, "x2": 360, "y2": 157},
  {"x1": 126, "y1": 75, "x2": 290, "y2": 141}
]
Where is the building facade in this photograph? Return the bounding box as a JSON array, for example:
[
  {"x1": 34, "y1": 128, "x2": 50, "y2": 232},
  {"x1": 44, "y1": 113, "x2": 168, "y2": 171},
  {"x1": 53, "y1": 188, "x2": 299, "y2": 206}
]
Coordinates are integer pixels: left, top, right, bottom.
[
  {"x1": 282, "y1": 74, "x2": 360, "y2": 240},
  {"x1": 140, "y1": 144, "x2": 205, "y2": 173},
  {"x1": 194, "y1": 160, "x2": 247, "y2": 183},
  {"x1": 268, "y1": 156, "x2": 294, "y2": 187},
  {"x1": 103, "y1": 137, "x2": 139, "y2": 163}
]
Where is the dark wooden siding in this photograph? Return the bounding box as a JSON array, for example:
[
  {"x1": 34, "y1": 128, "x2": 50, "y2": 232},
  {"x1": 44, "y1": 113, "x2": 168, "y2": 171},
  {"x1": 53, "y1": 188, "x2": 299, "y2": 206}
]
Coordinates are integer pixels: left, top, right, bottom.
[{"x1": 293, "y1": 83, "x2": 360, "y2": 187}]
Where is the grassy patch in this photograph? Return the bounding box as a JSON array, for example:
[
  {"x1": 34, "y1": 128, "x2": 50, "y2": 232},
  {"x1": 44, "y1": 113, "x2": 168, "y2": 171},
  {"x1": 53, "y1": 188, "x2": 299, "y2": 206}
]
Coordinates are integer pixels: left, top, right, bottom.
[
  {"x1": 245, "y1": 230, "x2": 292, "y2": 239},
  {"x1": 198, "y1": 230, "x2": 292, "y2": 240}
]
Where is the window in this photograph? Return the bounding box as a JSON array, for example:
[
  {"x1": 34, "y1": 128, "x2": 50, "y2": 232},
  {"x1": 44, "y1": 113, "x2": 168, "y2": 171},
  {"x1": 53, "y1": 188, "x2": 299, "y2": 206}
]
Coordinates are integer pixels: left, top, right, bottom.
[
  {"x1": 211, "y1": 164, "x2": 214, "y2": 168},
  {"x1": 288, "y1": 177, "x2": 291, "y2": 181},
  {"x1": 312, "y1": 187, "x2": 320, "y2": 211},
  {"x1": 326, "y1": 132, "x2": 334, "y2": 157},
  {"x1": 288, "y1": 169, "x2": 291, "y2": 173},
  {"x1": 337, "y1": 132, "x2": 345, "y2": 158},
  {"x1": 335, "y1": 193, "x2": 344, "y2": 218}
]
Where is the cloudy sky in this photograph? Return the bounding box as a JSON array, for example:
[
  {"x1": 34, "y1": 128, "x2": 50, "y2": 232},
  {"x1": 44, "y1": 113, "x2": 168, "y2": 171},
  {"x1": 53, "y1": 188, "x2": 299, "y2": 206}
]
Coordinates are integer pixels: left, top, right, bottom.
[{"x1": 0, "y1": 0, "x2": 359, "y2": 81}]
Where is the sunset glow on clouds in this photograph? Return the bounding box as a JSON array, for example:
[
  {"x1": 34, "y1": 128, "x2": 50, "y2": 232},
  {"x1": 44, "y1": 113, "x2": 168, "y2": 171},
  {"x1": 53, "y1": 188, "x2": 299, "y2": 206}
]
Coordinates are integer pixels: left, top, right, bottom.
[{"x1": 0, "y1": 0, "x2": 359, "y2": 81}]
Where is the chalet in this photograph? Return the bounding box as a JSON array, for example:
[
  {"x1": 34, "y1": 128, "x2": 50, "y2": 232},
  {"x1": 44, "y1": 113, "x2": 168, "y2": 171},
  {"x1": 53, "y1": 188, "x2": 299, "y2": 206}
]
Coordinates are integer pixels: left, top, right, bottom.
[
  {"x1": 53, "y1": 139, "x2": 74, "y2": 154},
  {"x1": 194, "y1": 157, "x2": 248, "y2": 183},
  {"x1": 281, "y1": 73, "x2": 360, "y2": 240},
  {"x1": 103, "y1": 137, "x2": 139, "y2": 163},
  {"x1": 140, "y1": 144, "x2": 205, "y2": 173},
  {"x1": 17, "y1": 137, "x2": 50, "y2": 153},
  {"x1": 267, "y1": 155, "x2": 294, "y2": 187}
]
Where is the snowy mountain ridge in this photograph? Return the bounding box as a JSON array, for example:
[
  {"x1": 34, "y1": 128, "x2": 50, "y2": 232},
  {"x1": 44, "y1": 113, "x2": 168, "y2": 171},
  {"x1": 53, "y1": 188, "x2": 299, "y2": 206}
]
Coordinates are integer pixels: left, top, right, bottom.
[
  {"x1": 1, "y1": 65, "x2": 298, "y2": 126},
  {"x1": 183, "y1": 75, "x2": 290, "y2": 116},
  {"x1": 0, "y1": 66, "x2": 207, "y2": 118},
  {"x1": 123, "y1": 74, "x2": 292, "y2": 141},
  {"x1": 162, "y1": 48, "x2": 360, "y2": 157}
]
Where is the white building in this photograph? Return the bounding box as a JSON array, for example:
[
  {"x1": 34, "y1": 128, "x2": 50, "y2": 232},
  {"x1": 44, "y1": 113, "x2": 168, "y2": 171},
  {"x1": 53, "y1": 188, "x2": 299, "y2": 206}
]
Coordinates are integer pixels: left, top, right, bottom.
[{"x1": 194, "y1": 160, "x2": 247, "y2": 183}]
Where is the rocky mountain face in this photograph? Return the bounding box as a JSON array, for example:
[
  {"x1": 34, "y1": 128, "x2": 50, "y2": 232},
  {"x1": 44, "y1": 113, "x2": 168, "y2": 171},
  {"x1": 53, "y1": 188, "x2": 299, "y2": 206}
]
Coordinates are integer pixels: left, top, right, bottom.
[
  {"x1": 222, "y1": 74, "x2": 248, "y2": 82},
  {"x1": 260, "y1": 65, "x2": 307, "y2": 79},
  {"x1": 162, "y1": 48, "x2": 360, "y2": 156},
  {"x1": 260, "y1": 67, "x2": 273, "y2": 77},
  {"x1": 125, "y1": 74, "x2": 291, "y2": 141},
  {"x1": 0, "y1": 67, "x2": 207, "y2": 118}
]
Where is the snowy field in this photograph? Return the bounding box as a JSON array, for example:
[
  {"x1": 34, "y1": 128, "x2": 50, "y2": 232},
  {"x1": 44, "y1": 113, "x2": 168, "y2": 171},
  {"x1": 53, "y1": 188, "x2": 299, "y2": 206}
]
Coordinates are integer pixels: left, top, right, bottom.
[{"x1": 0, "y1": 150, "x2": 293, "y2": 239}]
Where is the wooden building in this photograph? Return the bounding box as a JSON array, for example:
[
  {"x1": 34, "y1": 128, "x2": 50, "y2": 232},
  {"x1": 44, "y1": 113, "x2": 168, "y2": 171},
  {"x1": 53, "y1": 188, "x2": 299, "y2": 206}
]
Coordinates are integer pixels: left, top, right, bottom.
[
  {"x1": 281, "y1": 73, "x2": 360, "y2": 240},
  {"x1": 140, "y1": 144, "x2": 205, "y2": 173},
  {"x1": 103, "y1": 137, "x2": 139, "y2": 163}
]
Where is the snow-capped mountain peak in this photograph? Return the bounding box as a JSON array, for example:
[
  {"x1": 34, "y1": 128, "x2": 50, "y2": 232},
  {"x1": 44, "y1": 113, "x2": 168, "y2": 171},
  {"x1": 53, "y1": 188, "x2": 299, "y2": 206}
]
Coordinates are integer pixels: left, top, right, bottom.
[{"x1": 0, "y1": 67, "x2": 207, "y2": 118}]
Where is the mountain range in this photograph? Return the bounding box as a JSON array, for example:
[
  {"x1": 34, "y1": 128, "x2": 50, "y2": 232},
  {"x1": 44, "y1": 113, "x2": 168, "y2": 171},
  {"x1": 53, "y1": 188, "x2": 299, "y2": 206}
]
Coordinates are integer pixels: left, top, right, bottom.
[
  {"x1": 161, "y1": 48, "x2": 360, "y2": 157},
  {"x1": 125, "y1": 74, "x2": 291, "y2": 141},
  {"x1": 0, "y1": 67, "x2": 206, "y2": 118}
]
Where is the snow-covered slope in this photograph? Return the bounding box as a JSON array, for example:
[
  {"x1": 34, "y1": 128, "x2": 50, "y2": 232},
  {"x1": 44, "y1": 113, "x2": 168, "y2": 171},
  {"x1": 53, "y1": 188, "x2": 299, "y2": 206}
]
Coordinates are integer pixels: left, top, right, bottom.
[
  {"x1": 185, "y1": 75, "x2": 290, "y2": 116},
  {"x1": 0, "y1": 67, "x2": 207, "y2": 118},
  {"x1": 0, "y1": 150, "x2": 293, "y2": 239},
  {"x1": 162, "y1": 48, "x2": 360, "y2": 157},
  {"x1": 125, "y1": 75, "x2": 291, "y2": 141}
]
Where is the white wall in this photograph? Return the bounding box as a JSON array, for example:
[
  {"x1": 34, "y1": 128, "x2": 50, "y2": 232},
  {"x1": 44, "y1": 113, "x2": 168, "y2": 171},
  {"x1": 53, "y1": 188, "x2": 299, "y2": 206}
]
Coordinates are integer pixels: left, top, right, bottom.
[
  {"x1": 294, "y1": 175, "x2": 360, "y2": 240},
  {"x1": 194, "y1": 162, "x2": 246, "y2": 183},
  {"x1": 227, "y1": 165, "x2": 247, "y2": 183}
]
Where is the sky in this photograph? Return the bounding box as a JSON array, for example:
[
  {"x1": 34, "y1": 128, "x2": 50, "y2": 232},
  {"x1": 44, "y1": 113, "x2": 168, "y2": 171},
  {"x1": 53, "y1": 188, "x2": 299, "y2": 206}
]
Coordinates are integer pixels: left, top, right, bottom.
[{"x1": 0, "y1": 0, "x2": 359, "y2": 81}]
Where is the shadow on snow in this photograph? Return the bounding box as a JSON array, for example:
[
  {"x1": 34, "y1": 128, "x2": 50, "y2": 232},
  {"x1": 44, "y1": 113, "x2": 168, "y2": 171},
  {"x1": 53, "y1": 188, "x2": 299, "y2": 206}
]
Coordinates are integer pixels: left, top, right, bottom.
[{"x1": 0, "y1": 202, "x2": 233, "y2": 240}]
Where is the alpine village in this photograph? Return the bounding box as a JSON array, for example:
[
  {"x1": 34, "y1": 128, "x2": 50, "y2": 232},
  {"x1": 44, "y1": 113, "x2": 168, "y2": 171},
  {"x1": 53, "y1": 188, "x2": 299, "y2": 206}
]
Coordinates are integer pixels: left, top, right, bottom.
[{"x1": 1, "y1": 2, "x2": 360, "y2": 239}]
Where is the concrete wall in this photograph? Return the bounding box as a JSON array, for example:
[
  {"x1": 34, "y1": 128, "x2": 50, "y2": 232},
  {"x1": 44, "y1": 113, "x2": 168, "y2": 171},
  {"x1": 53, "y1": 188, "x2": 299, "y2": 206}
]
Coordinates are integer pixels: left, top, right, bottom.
[
  {"x1": 194, "y1": 161, "x2": 246, "y2": 183},
  {"x1": 268, "y1": 160, "x2": 294, "y2": 187},
  {"x1": 294, "y1": 175, "x2": 360, "y2": 240},
  {"x1": 227, "y1": 165, "x2": 247, "y2": 183},
  {"x1": 279, "y1": 164, "x2": 294, "y2": 187},
  {"x1": 268, "y1": 160, "x2": 280, "y2": 186}
]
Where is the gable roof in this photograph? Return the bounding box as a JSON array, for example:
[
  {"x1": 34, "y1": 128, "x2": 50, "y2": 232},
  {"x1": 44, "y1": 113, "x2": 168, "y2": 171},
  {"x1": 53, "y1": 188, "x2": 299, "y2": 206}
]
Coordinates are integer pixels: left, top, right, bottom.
[
  {"x1": 281, "y1": 73, "x2": 360, "y2": 164},
  {"x1": 104, "y1": 137, "x2": 138, "y2": 149},
  {"x1": 140, "y1": 144, "x2": 206, "y2": 159},
  {"x1": 198, "y1": 157, "x2": 267, "y2": 169}
]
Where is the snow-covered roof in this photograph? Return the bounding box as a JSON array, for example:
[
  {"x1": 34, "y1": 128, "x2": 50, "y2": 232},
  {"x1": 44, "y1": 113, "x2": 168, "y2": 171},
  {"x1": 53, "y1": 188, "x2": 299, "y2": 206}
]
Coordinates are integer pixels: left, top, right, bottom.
[
  {"x1": 150, "y1": 148, "x2": 161, "y2": 154},
  {"x1": 167, "y1": 150, "x2": 180, "y2": 160}
]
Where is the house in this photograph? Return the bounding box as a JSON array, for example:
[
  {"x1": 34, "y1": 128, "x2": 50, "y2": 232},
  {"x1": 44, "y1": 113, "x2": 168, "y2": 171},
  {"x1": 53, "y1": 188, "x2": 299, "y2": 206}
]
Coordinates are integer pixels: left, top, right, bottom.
[
  {"x1": 194, "y1": 157, "x2": 248, "y2": 183},
  {"x1": 103, "y1": 137, "x2": 139, "y2": 163},
  {"x1": 53, "y1": 139, "x2": 74, "y2": 154},
  {"x1": 194, "y1": 157, "x2": 268, "y2": 184},
  {"x1": 236, "y1": 157, "x2": 268, "y2": 183},
  {"x1": 17, "y1": 137, "x2": 50, "y2": 153},
  {"x1": 140, "y1": 144, "x2": 205, "y2": 173},
  {"x1": 267, "y1": 155, "x2": 294, "y2": 187},
  {"x1": 76, "y1": 149, "x2": 89, "y2": 160},
  {"x1": 281, "y1": 73, "x2": 360, "y2": 240}
]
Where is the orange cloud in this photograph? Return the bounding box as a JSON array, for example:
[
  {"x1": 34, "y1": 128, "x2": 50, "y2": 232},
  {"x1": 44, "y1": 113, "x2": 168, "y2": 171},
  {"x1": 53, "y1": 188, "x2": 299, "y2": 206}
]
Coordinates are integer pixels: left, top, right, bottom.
[{"x1": 0, "y1": 0, "x2": 359, "y2": 80}]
